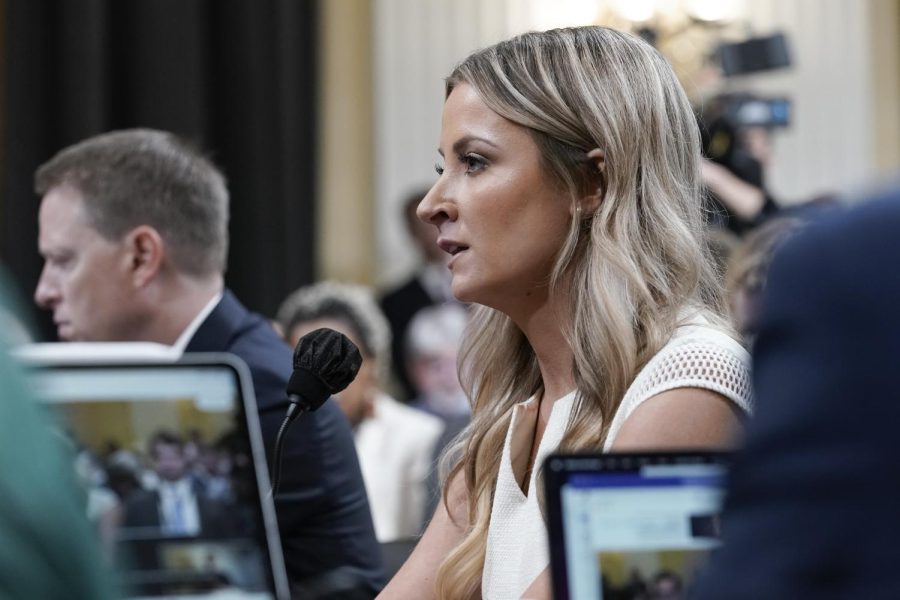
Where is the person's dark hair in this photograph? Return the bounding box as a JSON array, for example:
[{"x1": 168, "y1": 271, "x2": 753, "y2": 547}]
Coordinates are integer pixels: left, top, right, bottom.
[
  {"x1": 147, "y1": 430, "x2": 184, "y2": 457},
  {"x1": 651, "y1": 569, "x2": 683, "y2": 591},
  {"x1": 104, "y1": 464, "x2": 142, "y2": 502},
  {"x1": 35, "y1": 128, "x2": 229, "y2": 276},
  {"x1": 403, "y1": 187, "x2": 432, "y2": 233}
]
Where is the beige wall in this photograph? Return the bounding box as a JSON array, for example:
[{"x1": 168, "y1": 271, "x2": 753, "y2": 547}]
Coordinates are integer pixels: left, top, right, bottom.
[
  {"x1": 316, "y1": 0, "x2": 375, "y2": 284},
  {"x1": 870, "y1": 0, "x2": 900, "y2": 175}
]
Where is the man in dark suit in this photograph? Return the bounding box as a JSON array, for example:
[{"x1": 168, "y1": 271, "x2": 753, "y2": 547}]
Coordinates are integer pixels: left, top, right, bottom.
[
  {"x1": 32, "y1": 129, "x2": 383, "y2": 596},
  {"x1": 694, "y1": 188, "x2": 900, "y2": 599},
  {"x1": 122, "y1": 430, "x2": 232, "y2": 538}
]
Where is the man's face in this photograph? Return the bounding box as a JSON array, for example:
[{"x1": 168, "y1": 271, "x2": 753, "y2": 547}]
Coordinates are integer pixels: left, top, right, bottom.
[
  {"x1": 34, "y1": 186, "x2": 137, "y2": 341},
  {"x1": 152, "y1": 442, "x2": 187, "y2": 482}
]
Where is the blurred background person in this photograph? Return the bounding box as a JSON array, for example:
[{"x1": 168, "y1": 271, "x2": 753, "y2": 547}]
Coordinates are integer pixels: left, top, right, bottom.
[
  {"x1": 649, "y1": 570, "x2": 684, "y2": 600},
  {"x1": 0, "y1": 283, "x2": 113, "y2": 598},
  {"x1": 725, "y1": 217, "x2": 805, "y2": 342},
  {"x1": 404, "y1": 302, "x2": 470, "y2": 422},
  {"x1": 700, "y1": 93, "x2": 785, "y2": 235},
  {"x1": 406, "y1": 303, "x2": 473, "y2": 530},
  {"x1": 277, "y1": 281, "x2": 443, "y2": 545},
  {"x1": 73, "y1": 446, "x2": 122, "y2": 561},
  {"x1": 379, "y1": 188, "x2": 455, "y2": 401},
  {"x1": 192, "y1": 439, "x2": 236, "y2": 504},
  {"x1": 122, "y1": 430, "x2": 232, "y2": 538}
]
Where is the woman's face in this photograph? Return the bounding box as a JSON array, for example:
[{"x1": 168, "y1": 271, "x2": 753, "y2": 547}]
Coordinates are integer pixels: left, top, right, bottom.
[{"x1": 417, "y1": 84, "x2": 573, "y2": 314}]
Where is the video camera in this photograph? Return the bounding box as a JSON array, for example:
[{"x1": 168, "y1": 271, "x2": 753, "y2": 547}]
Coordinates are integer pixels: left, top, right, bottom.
[
  {"x1": 708, "y1": 31, "x2": 793, "y2": 130},
  {"x1": 717, "y1": 32, "x2": 791, "y2": 77},
  {"x1": 699, "y1": 92, "x2": 789, "y2": 189},
  {"x1": 721, "y1": 94, "x2": 791, "y2": 129}
]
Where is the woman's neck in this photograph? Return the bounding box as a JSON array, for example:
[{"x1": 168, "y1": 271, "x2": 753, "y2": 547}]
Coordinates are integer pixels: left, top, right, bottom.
[{"x1": 515, "y1": 292, "x2": 576, "y2": 405}]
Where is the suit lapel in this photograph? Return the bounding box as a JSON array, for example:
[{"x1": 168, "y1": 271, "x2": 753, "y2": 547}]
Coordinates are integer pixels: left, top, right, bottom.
[{"x1": 185, "y1": 289, "x2": 244, "y2": 353}]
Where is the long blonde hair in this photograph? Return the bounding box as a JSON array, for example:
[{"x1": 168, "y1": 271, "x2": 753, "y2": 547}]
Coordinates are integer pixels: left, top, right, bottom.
[{"x1": 434, "y1": 27, "x2": 724, "y2": 599}]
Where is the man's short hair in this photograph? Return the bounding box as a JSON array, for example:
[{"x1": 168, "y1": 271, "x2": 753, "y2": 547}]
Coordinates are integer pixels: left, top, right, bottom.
[
  {"x1": 35, "y1": 129, "x2": 229, "y2": 276},
  {"x1": 147, "y1": 430, "x2": 184, "y2": 457}
]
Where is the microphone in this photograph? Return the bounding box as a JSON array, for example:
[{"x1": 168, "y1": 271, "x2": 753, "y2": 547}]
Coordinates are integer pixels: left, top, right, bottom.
[
  {"x1": 286, "y1": 327, "x2": 362, "y2": 413},
  {"x1": 271, "y1": 328, "x2": 362, "y2": 496}
]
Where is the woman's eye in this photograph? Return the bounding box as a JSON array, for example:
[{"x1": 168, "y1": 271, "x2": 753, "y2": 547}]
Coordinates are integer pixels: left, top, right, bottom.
[
  {"x1": 434, "y1": 163, "x2": 445, "y2": 176},
  {"x1": 463, "y1": 154, "x2": 487, "y2": 174}
]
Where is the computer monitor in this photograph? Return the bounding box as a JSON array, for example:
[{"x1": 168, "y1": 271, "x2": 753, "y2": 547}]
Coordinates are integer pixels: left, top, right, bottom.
[
  {"x1": 545, "y1": 452, "x2": 729, "y2": 600},
  {"x1": 21, "y1": 351, "x2": 290, "y2": 600}
]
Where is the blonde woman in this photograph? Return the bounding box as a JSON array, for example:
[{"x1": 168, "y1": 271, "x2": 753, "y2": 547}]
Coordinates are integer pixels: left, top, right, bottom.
[{"x1": 380, "y1": 26, "x2": 752, "y2": 600}]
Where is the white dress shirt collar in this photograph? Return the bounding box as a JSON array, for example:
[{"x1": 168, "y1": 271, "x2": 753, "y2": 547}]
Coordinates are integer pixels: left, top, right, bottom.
[{"x1": 171, "y1": 291, "x2": 224, "y2": 356}]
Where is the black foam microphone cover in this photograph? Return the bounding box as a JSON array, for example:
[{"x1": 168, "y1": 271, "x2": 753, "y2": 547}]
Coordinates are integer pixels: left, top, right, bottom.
[{"x1": 286, "y1": 328, "x2": 362, "y2": 412}]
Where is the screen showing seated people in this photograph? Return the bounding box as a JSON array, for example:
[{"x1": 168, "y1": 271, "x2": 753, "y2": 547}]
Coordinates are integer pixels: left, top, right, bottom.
[
  {"x1": 546, "y1": 453, "x2": 727, "y2": 600},
  {"x1": 27, "y1": 361, "x2": 287, "y2": 600}
]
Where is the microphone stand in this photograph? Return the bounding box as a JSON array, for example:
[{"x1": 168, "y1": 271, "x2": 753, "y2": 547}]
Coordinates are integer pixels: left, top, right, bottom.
[{"x1": 270, "y1": 402, "x2": 305, "y2": 497}]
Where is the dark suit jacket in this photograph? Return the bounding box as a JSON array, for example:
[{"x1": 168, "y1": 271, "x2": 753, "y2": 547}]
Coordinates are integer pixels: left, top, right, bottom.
[
  {"x1": 186, "y1": 290, "x2": 383, "y2": 595},
  {"x1": 119, "y1": 485, "x2": 235, "y2": 580},
  {"x1": 121, "y1": 486, "x2": 233, "y2": 537},
  {"x1": 694, "y1": 191, "x2": 900, "y2": 599}
]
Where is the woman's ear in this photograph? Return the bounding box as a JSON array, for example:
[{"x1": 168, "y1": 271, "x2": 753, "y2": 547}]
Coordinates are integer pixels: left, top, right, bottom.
[{"x1": 578, "y1": 148, "x2": 606, "y2": 215}]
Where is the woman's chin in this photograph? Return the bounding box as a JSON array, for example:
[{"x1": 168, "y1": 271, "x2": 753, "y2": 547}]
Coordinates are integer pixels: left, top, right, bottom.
[{"x1": 450, "y1": 279, "x2": 484, "y2": 306}]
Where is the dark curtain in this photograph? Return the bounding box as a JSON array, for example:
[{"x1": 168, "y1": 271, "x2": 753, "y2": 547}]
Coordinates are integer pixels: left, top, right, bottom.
[{"x1": 1, "y1": 0, "x2": 318, "y2": 340}]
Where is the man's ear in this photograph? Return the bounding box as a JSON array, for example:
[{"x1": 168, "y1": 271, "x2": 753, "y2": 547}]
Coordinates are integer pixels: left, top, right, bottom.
[
  {"x1": 576, "y1": 148, "x2": 606, "y2": 216},
  {"x1": 124, "y1": 225, "x2": 164, "y2": 288}
]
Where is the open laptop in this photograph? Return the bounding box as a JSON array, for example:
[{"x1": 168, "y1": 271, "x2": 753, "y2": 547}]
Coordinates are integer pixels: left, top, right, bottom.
[
  {"x1": 545, "y1": 452, "x2": 729, "y2": 600},
  {"x1": 18, "y1": 346, "x2": 290, "y2": 600}
]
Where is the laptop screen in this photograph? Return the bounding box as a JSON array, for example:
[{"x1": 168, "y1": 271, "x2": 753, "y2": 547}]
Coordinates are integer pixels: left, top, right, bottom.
[
  {"x1": 545, "y1": 452, "x2": 728, "y2": 600},
  {"x1": 23, "y1": 355, "x2": 290, "y2": 600}
]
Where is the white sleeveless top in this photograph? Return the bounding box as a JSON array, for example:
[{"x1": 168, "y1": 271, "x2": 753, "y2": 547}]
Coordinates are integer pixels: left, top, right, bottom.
[{"x1": 481, "y1": 315, "x2": 752, "y2": 599}]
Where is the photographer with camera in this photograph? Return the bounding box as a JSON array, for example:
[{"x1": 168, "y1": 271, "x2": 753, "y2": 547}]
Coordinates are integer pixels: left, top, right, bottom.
[{"x1": 701, "y1": 94, "x2": 788, "y2": 235}]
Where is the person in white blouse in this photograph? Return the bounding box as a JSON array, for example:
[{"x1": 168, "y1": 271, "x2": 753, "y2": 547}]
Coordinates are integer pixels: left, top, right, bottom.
[{"x1": 379, "y1": 26, "x2": 752, "y2": 600}]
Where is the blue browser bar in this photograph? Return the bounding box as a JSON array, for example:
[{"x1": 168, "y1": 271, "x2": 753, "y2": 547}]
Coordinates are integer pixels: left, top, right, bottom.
[{"x1": 566, "y1": 473, "x2": 725, "y2": 489}]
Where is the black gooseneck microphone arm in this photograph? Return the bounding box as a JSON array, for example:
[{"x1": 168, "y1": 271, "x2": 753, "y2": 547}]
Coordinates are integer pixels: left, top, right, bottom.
[
  {"x1": 269, "y1": 328, "x2": 362, "y2": 497},
  {"x1": 270, "y1": 403, "x2": 304, "y2": 497}
]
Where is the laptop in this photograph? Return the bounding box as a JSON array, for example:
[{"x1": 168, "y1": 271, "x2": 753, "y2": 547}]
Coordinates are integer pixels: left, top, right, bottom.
[
  {"x1": 544, "y1": 451, "x2": 729, "y2": 600},
  {"x1": 18, "y1": 347, "x2": 290, "y2": 600}
]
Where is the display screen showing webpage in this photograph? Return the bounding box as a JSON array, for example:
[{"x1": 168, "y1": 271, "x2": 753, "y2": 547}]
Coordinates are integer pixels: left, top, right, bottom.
[
  {"x1": 549, "y1": 454, "x2": 726, "y2": 600},
  {"x1": 25, "y1": 358, "x2": 289, "y2": 600}
]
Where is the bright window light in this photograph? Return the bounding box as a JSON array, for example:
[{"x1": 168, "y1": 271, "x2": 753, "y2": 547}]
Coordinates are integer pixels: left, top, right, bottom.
[
  {"x1": 683, "y1": 0, "x2": 743, "y2": 22},
  {"x1": 611, "y1": 0, "x2": 657, "y2": 23},
  {"x1": 530, "y1": 0, "x2": 602, "y2": 30}
]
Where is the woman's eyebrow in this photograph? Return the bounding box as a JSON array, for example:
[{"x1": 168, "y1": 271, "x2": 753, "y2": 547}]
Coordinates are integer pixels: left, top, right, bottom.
[
  {"x1": 437, "y1": 135, "x2": 500, "y2": 157},
  {"x1": 452, "y1": 135, "x2": 499, "y2": 154}
]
